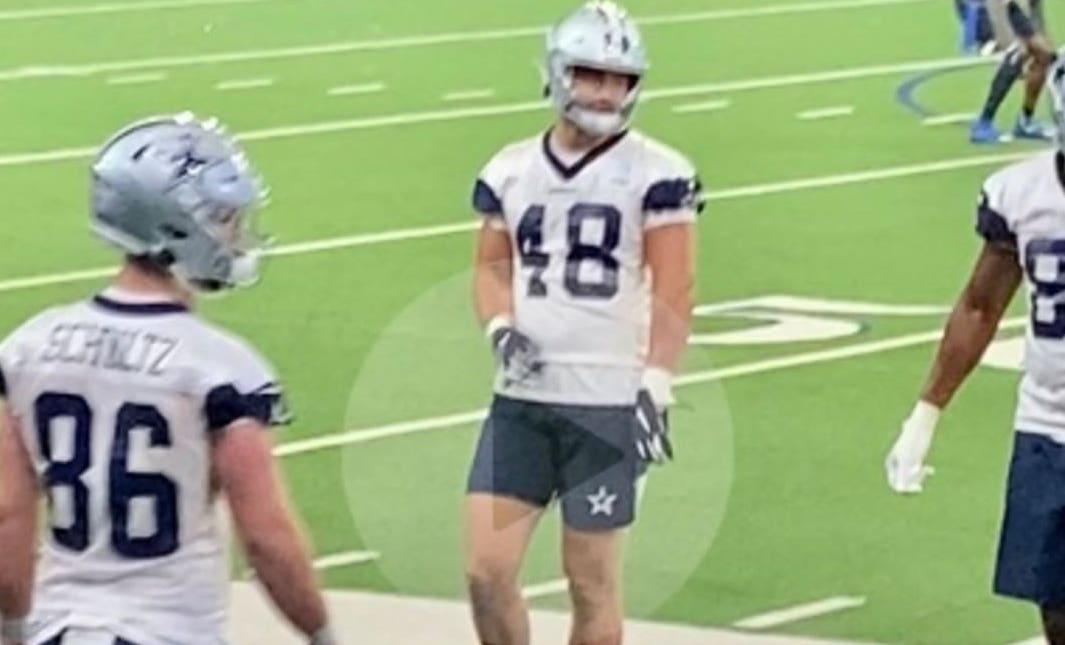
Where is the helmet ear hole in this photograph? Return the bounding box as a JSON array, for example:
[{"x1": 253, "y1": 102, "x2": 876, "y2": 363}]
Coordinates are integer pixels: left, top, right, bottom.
[
  {"x1": 159, "y1": 223, "x2": 188, "y2": 241},
  {"x1": 126, "y1": 253, "x2": 173, "y2": 277},
  {"x1": 154, "y1": 249, "x2": 176, "y2": 267}
]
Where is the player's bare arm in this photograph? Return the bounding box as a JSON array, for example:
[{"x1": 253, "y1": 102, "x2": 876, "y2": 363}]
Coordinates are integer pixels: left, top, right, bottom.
[
  {"x1": 921, "y1": 242, "x2": 1022, "y2": 408},
  {"x1": 474, "y1": 217, "x2": 514, "y2": 327},
  {"x1": 644, "y1": 221, "x2": 696, "y2": 373},
  {"x1": 474, "y1": 217, "x2": 542, "y2": 383},
  {"x1": 212, "y1": 419, "x2": 334, "y2": 643},
  {"x1": 636, "y1": 215, "x2": 698, "y2": 466},
  {"x1": 0, "y1": 403, "x2": 37, "y2": 645},
  {"x1": 886, "y1": 240, "x2": 1021, "y2": 493}
]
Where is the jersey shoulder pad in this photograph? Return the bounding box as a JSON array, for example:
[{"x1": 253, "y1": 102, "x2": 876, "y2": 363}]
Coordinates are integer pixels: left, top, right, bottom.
[
  {"x1": 977, "y1": 151, "x2": 1052, "y2": 244},
  {"x1": 188, "y1": 320, "x2": 291, "y2": 430},
  {"x1": 472, "y1": 135, "x2": 539, "y2": 215},
  {"x1": 630, "y1": 131, "x2": 705, "y2": 214}
]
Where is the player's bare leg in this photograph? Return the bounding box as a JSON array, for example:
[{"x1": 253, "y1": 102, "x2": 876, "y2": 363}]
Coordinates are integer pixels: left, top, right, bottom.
[
  {"x1": 1041, "y1": 605, "x2": 1065, "y2": 645},
  {"x1": 561, "y1": 526, "x2": 626, "y2": 645},
  {"x1": 464, "y1": 493, "x2": 544, "y2": 645},
  {"x1": 1012, "y1": 34, "x2": 1057, "y2": 140},
  {"x1": 1022, "y1": 35, "x2": 1055, "y2": 115}
]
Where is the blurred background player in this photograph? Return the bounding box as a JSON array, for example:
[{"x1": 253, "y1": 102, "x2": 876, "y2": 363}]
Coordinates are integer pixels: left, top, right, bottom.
[
  {"x1": 464, "y1": 2, "x2": 702, "y2": 644},
  {"x1": 957, "y1": 0, "x2": 996, "y2": 54},
  {"x1": 966, "y1": 0, "x2": 1056, "y2": 143},
  {"x1": 0, "y1": 114, "x2": 335, "y2": 645},
  {"x1": 886, "y1": 54, "x2": 1065, "y2": 645}
]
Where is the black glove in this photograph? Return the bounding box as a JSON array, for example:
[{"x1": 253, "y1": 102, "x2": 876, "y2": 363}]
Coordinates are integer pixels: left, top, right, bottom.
[
  {"x1": 489, "y1": 324, "x2": 543, "y2": 385},
  {"x1": 634, "y1": 388, "x2": 672, "y2": 465}
]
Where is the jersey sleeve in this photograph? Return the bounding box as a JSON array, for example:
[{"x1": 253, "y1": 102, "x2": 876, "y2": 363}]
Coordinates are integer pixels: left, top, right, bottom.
[
  {"x1": 0, "y1": 309, "x2": 57, "y2": 402},
  {"x1": 202, "y1": 338, "x2": 292, "y2": 433},
  {"x1": 471, "y1": 148, "x2": 512, "y2": 228},
  {"x1": 642, "y1": 149, "x2": 705, "y2": 230},
  {"x1": 976, "y1": 170, "x2": 1018, "y2": 249}
]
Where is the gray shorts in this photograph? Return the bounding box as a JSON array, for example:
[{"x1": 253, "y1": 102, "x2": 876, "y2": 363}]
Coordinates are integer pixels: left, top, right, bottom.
[
  {"x1": 466, "y1": 395, "x2": 646, "y2": 531},
  {"x1": 987, "y1": 0, "x2": 1045, "y2": 50}
]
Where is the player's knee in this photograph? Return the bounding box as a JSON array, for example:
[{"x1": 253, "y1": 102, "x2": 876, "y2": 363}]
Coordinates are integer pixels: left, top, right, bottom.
[
  {"x1": 465, "y1": 557, "x2": 521, "y2": 602},
  {"x1": 1027, "y1": 42, "x2": 1055, "y2": 67},
  {"x1": 564, "y1": 562, "x2": 619, "y2": 607}
]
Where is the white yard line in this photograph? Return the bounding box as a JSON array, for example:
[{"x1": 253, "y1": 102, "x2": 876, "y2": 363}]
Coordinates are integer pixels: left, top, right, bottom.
[
  {"x1": 0, "y1": 266, "x2": 116, "y2": 293},
  {"x1": 0, "y1": 151, "x2": 1033, "y2": 296},
  {"x1": 326, "y1": 82, "x2": 386, "y2": 97},
  {"x1": 922, "y1": 112, "x2": 975, "y2": 126},
  {"x1": 213, "y1": 101, "x2": 548, "y2": 143},
  {"x1": 797, "y1": 105, "x2": 855, "y2": 120},
  {"x1": 442, "y1": 88, "x2": 496, "y2": 102},
  {"x1": 521, "y1": 579, "x2": 570, "y2": 600},
  {"x1": 312, "y1": 550, "x2": 381, "y2": 571},
  {"x1": 672, "y1": 99, "x2": 732, "y2": 114},
  {"x1": 215, "y1": 77, "x2": 274, "y2": 91},
  {"x1": 640, "y1": 55, "x2": 988, "y2": 101},
  {"x1": 637, "y1": 0, "x2": 927, "y2": 26},
  {"x1": 0, "y1": 145, "x2": 97, "y2": 167},
  {"x1": 272, "y1": 411, "x2": 487, "y2": 457},
  {"x1": 1004, "y1": 638, "x2": 1046, "y2": 645},
  {"x1": 105, "y1": 72, "x2": 167, "y2": 85},
  {"x1": 0, "y1": 0, "x2": 271, "y2": 22},
  {"x1": 264, "y1": 221, "x2": 479, "y2": 258},
  {"x1": 733, "y1": 597, "x2": 867, "y2": 629},
  {"x1": 0, "y1": 0, "x2": 933, "y2": 81},
  {"x1": 706, "y1": 150, "x2": 1029, "y2": 200},
  {"x1": 0, "y1": 55, "x2": 1000, "y2": 170},
  {"x1": 272, "y1": 317, "x2": 1026, "y2": 457}
]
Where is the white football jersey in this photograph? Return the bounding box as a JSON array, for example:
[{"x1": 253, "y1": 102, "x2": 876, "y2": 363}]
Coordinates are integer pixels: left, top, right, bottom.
[
  {"x1": 980, "y1": 150, "x2": 1065, "y2": 442},
  {"x1": 0, "y1": 287, "x2": 289, "y2": 645},
  {"x1": 473, "y1": 128, "x2": 701, "y2": 405}
]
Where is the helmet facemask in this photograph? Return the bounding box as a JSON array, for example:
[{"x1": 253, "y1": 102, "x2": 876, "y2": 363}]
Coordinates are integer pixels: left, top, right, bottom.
[
  {"x1": 553, "y1": 61, "x2": 642, "y2": 138},
  {"x1": 544, "y1": 2, "x2": 648, "y2": 138}
]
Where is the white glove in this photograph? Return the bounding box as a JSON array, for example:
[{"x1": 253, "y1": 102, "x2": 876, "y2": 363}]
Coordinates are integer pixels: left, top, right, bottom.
[
  {"x1": 0, "y1": 616, "x2": 26, "y2": 645},
  {"x1": 885, "y1": 400, "x2": 940, "y2": 494},
  {"x1": 309, "y1": 624, "x2": 337, "y2": 645},
  {"x1": 635, "y1": 367, "x2": 674, "y2": 465}
]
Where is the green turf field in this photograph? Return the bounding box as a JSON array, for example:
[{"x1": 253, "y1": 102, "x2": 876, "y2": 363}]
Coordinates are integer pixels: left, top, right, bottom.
[{"x1": 0, "y1": 0, "x2": 1059, "y2": 643}]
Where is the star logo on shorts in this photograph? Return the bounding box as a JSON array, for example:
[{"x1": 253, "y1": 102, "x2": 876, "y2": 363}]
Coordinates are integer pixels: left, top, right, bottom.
[{"x1": 586, "y1": 486, "x2": 617, "y2": 517}]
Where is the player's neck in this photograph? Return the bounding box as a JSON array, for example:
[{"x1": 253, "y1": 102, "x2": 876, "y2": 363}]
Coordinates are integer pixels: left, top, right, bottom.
[
  {"x1": 111, "y1": 264, "x2": 194, "y2": 307},
  {"x1": 551, "y1": 119, "x2": 609, "y2": 153}
]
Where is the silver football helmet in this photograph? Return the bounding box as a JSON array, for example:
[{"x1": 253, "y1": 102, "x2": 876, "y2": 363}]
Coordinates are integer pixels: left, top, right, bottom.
[
  {"x1": 91, "y1": 112, "x2": 267, "y2": 291},
  {"x1": 545, "y1": 1, "x2": 648, "y2": 137}
]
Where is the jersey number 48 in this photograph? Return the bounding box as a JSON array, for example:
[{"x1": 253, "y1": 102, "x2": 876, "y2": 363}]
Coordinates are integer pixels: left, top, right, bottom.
[{"x1": 517, "y1": 203, "x2": 621, "y2": 300}]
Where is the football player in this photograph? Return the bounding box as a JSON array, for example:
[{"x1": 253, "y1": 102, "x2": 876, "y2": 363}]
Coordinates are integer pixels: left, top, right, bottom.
[
  {"x1": 464, "y1": 2, "x2": 702, "y2": 644},
  {"x1": 0, "y1": 114, "x2": 335, "y2": 645},
  {"x1": 887, "y1": 54, "x2": 1065, "y2": 645},
  {"x1": 969, "y1": 0, "x2": 1055, "y2": 143}
]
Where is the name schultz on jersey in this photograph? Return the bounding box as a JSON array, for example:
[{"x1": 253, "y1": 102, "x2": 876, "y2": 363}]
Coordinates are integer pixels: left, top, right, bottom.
[{"x1": 39, "y1": 322, "x2": 178, "y2": 376}]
